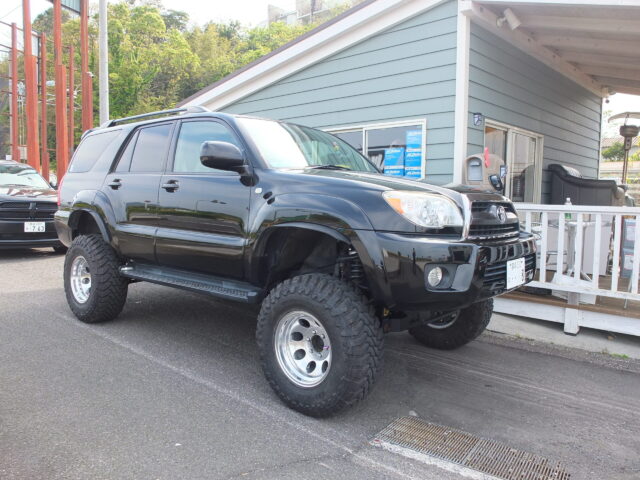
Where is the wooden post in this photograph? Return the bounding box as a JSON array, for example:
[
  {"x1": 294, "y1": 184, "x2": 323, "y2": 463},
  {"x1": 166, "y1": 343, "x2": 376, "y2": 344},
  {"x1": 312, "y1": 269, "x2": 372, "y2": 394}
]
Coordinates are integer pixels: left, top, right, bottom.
[
  {"x1": 23, "y1": 0, "x2": 41, "y2": 171},
  {"x1": 40, "y1": 33, "x2": 49, "y2": 182},
  {"x1": 53, "y1": 0, "x2": 68, "y2": 178},
  {"x1": 80, "y1": 0, "x2": 93, "y2": 132},
  {"x1": 10, "y1": 23, "x2": 20, "y2": 162},
  {"x1": 68, "y1": 45, "x2": 75, "y2": 155},
  {"x1": 56, "y1": 64, "x2": 68, "y2": 180}
]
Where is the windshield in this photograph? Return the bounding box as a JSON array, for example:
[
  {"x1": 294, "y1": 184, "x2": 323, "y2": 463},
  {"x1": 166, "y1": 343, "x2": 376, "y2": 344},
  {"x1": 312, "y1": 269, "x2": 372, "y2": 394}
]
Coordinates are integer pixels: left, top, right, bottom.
[
  {"x1": 0, "y1": 163, "x2": 51, "y2": 189},
  {"x1": 238, "y1": 118, "x2": 379, "y2": 173}
]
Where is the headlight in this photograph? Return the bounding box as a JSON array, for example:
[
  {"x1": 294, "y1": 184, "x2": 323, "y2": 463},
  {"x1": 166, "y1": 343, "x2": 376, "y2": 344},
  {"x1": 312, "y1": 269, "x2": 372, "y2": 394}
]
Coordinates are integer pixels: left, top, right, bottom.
[{"x1": 382, "y1": 191, "x2": 463, "y2": 229}]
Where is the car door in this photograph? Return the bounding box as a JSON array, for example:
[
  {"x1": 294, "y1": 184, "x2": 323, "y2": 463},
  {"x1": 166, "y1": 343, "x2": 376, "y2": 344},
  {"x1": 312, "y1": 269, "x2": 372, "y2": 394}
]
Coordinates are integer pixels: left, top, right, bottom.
[
  {"x1": 155, "y1": 119, "x2": 251, "y2": 278},
  {"x1": 102, "y1": 122, "x2": 174, "y2": 263}
]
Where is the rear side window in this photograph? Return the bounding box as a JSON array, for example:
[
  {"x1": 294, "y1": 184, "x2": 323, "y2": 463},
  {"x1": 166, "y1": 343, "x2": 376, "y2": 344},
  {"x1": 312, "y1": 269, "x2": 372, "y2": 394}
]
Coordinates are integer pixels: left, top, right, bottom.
[
  {"x1": 69, "y1": 131, "x2": 120, "y2": 173},
  {"x1": 129, "y1": 123, "x2": 172, "y2": 173}
]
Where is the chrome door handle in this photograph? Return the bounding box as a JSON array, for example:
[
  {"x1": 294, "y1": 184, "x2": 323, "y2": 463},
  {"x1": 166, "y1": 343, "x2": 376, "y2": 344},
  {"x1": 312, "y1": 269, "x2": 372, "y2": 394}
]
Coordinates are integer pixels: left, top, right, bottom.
[{"x1": 161, "y1": 180, "x2": 179, "y2": 192}]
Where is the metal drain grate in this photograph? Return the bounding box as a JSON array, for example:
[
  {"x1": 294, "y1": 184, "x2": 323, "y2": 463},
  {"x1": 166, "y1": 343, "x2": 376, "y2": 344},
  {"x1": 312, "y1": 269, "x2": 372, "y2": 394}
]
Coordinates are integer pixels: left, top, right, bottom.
[{"x1": 372, "y1": 417, "x2": 570, "y2": 480}]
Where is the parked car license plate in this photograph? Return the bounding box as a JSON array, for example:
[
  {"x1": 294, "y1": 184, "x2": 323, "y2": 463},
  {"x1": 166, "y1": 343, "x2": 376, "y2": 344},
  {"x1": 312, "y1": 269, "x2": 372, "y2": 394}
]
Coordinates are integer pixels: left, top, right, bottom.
[
  {"x1": 506, "y1": 257, "x2": 526, "y2": 289},
  {"x1": 24, "y1": 222, "x2": 45, "y2": 233}
]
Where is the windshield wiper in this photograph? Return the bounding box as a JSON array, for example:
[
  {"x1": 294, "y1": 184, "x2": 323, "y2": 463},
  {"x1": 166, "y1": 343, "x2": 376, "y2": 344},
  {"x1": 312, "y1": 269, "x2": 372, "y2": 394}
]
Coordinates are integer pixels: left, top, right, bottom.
[{"x1": 308, "y1": 165, "x2": 352, "y2": 171}]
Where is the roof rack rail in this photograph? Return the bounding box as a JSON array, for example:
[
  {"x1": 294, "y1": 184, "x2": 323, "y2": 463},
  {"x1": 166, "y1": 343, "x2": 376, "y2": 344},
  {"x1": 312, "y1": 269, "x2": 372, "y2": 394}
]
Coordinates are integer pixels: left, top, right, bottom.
[{"x1": 100, "y1": 105, "x2": 210, "y2": 128}]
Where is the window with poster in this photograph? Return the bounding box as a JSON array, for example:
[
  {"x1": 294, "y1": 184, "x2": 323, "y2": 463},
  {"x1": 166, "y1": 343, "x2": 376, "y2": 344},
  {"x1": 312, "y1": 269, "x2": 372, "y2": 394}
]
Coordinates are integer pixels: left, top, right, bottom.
[
  {"x1": 484, "y1": 121, "x2": 543, "y2": 203},
  {"x1": 327, "y1": 120, "x2": 427, "y2": 179}
]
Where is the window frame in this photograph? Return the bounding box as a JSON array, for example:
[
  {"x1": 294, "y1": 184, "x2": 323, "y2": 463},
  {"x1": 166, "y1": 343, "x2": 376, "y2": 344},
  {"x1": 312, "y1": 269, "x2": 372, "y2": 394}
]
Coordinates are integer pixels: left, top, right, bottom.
[
  {"x1": 112, "y1": 121, "x2": 175, "y2": 174},
  {"x1": 483, "y1": 119, "x2": 544, "y2": 203},
  {"x1": 324, "y1": 119, "x2": 428, "y2": 178},
  {"x1": 167, "y1": 118, "x2": 243, "y2": 176}
]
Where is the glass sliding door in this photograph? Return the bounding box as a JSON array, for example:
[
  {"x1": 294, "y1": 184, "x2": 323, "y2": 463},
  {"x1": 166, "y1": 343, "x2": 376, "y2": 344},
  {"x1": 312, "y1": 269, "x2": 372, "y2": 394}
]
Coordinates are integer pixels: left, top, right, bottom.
[
  {"x1": 508, "y1": 131, "x2": 538, "y2": 203},
  {"x1": 484, "y1": 121, "x2": 543, "y2": 203}
]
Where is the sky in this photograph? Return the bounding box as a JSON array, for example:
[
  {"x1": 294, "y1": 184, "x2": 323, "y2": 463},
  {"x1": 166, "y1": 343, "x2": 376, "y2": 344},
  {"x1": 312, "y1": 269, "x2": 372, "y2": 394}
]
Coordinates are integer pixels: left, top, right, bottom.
[{"x1": 0, "y1": 0, "x2": 296, "y2": 27}]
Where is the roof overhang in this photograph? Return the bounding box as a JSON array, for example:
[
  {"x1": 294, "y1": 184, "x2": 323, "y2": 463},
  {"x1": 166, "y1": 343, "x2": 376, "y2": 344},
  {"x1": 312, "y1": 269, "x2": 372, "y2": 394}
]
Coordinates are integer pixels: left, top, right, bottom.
[{"x1": 463, "y1": 0, "x2": 640, "y2": 97}]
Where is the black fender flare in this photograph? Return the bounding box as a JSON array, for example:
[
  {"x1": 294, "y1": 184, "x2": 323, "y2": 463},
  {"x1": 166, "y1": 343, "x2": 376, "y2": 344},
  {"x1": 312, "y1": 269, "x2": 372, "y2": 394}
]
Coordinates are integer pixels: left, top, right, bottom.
[
  {"x1": 248, "y1": 194, "x2": 392, "y2": 305},
  {"x1": 68, "y1": 208, "x2": 110, "y2": 243},
  {"x1": 68, "y1": 190, "x2": 117, "y2": 246}
]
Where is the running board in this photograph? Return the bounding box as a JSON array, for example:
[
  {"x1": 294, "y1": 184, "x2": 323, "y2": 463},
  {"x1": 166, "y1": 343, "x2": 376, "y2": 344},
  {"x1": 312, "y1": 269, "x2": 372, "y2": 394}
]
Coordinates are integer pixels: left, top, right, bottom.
[{"x1": 120, "y1": 263, "x2": 262, "y2": 304}]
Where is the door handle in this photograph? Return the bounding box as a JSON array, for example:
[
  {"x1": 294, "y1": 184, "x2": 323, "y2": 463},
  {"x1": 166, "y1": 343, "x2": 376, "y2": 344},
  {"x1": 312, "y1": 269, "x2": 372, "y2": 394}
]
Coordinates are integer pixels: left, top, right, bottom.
[
  {"x1": 162, "y1": 180, "x2": 179, "y2": 192},
  {"x1": 108, "y1": 179, "x2": 122, "y2": 190}
]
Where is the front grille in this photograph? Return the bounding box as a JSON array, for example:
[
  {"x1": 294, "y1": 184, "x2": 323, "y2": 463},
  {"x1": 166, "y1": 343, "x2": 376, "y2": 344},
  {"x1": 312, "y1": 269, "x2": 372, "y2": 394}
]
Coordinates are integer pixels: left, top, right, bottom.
[
  {"x1": 471, "y1": 201, "x2": 515, "y2": 214},
  {"x1": 469, "y1": 223, "x2": 519, "y2": 239},
  {"x1": 468, "y1": 201, "x2": 519, "y2": 240},
  {"x1": 483, "y1": 253, "x2": 536, "y2": 291},
  {"x1": 0, "y1": 201, "x2": 57, "y2": 221}
]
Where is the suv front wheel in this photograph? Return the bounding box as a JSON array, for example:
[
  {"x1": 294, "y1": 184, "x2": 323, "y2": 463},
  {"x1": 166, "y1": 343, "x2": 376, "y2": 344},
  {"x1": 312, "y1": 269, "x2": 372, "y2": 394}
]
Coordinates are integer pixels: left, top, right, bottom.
[
  {"x1": 64, "y1": 234, "x2": 128, "y2": 323},
  {"x1": 256, "y1": 274, "x2": 384, "y2": 417},
  {"x1": 409, "y1": 299, "x2": 493, "y2": 350}
]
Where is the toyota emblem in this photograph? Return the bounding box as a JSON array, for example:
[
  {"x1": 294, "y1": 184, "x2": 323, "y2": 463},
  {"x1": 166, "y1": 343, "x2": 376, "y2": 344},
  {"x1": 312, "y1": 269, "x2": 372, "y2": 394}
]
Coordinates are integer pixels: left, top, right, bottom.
[{"x1": 496, "y1": 206, "x2": 507, "y2": 223}]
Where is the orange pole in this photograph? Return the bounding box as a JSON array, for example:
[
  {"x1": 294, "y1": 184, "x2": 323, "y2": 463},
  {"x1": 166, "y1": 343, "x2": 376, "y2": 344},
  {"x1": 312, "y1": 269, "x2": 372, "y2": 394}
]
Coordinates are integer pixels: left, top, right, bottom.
[
  {"x1": 56, "y1": 64, "x2": 69, "y2": 180},
  {"x1": 68, "y1": 45, "x2": 75, "y2": 155},
  {"x1": 53, "y1": 0, "x2": 68, "y2": 178},
  {"x1": 23, "y1": 0, "x2": 41, "y2": 171},
  {"x1": 80, "y1": 0, "x2": 93, "y2": 132},
  {"x1": 40, "y1": 33, "x2": 49, "y2": 182},
  {"x1": 10, "y1": 23, "x2": 20, "y2": 162}
]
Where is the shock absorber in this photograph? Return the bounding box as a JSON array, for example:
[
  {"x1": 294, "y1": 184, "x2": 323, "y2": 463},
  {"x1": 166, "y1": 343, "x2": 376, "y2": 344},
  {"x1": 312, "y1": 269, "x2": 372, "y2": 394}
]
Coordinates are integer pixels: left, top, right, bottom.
[{"x1": 347, "y1": 248, "x2": 364, "y2": 284}]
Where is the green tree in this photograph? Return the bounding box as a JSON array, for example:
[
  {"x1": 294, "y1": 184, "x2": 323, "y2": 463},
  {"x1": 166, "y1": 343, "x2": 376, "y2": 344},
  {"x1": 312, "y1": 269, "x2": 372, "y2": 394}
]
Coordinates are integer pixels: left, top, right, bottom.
[
  {"x1": 602, "y1": 141, "x2": 626, "y2": 162},
  {"x1": 107, "y1": 2, "x2": 198, "y2": 117}
]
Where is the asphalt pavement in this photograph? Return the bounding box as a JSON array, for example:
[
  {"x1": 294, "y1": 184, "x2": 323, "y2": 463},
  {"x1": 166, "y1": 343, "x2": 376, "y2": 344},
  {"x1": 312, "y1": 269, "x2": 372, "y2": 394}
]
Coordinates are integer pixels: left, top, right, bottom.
[{"x1": 1, "y1": 249, "x2": 639, "y2": 480}]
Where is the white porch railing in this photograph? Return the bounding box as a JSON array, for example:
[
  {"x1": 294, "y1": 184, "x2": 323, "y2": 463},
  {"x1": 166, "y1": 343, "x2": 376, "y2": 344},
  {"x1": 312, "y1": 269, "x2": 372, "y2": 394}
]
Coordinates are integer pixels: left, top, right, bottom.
[{"x1": 494, "y1": 203, "x2": 640, "y2": 336}]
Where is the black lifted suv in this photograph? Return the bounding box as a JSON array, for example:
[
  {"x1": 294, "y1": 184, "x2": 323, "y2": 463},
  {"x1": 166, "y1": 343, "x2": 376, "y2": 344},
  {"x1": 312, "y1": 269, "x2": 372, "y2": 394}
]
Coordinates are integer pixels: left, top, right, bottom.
[{"x1": 56, "y1": 107, "x2": 536, "y2": 416}]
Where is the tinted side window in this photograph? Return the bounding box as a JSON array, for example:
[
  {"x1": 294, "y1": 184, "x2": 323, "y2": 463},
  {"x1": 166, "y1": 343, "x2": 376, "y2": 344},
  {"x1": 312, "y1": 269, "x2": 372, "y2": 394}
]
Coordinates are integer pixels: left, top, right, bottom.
[
  {"x1": 69, "y1": 131, "x2": 120, "y2": 173},
  {"x1": 115, "y1": 131, "x2": 138, "y2": 172},
  {"x1": 173, "y1": 121, "x2": 240, "y2": 173},
  {"x1": 129, "y1": 123, "x2": 172, "y2": 173}
]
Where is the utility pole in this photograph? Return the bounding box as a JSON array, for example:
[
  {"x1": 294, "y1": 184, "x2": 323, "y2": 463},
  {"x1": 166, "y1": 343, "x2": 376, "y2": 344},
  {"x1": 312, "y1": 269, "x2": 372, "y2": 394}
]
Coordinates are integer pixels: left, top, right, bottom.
[{"x1": 99, "y1": 0, "x2": 109, "y2": 124}]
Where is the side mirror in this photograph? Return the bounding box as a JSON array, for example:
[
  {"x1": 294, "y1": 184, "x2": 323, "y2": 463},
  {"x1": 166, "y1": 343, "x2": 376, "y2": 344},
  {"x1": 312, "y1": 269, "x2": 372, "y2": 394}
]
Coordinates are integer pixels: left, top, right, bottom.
[
  {"x1": 489, "y1": 174, "x2": 503, "y2": 192},
  {"x1": 200, "y1": 141, "x2": 245, "y2": 173}
]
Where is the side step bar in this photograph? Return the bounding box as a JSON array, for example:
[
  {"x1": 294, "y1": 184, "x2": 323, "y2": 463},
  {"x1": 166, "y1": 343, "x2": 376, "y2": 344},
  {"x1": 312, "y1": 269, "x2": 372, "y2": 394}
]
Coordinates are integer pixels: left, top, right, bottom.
[{"x1": 120, "y1": 263, "x2": 263, "y2": 304}]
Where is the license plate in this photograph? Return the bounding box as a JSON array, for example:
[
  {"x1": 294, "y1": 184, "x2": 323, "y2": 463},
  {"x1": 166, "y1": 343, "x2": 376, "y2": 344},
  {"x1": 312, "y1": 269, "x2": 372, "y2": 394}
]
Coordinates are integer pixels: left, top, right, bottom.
[
  {"x1": 24, "y1": 222, "x2": 46, "y2": 233},
  {"x1": 506, "y1": 257, "x2": 526, "y2": 289}
]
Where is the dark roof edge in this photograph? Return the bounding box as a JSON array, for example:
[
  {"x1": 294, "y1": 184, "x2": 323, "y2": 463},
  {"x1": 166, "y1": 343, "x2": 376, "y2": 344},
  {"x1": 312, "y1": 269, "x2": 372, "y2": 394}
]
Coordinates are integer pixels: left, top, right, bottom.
[{"x1": 176, "y1": 0, "x2": 377, "y2": 108}]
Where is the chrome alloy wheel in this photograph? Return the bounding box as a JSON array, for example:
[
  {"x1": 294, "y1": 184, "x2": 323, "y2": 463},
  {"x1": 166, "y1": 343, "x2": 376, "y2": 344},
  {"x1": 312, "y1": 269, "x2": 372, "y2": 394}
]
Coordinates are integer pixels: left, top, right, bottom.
[
  {"x1": 70, "y1": 255, "x2": 92, "y2": 304},
  {"x1": 274, "y1": 310, "x2": 332, "y2": 387}
]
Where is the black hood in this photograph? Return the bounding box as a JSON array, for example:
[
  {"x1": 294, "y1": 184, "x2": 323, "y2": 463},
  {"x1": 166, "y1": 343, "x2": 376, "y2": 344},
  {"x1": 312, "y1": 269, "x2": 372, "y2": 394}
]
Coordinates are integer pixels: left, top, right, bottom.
[
  {"x1": 0, "y1": 186, "x2": 57, "y2": 203},
  {"x1": 273, "y1": 168, "x2": 509, "y2": 204},
  {"x1": 262, "y1": 168, "x2": 511, "y2": 234}
]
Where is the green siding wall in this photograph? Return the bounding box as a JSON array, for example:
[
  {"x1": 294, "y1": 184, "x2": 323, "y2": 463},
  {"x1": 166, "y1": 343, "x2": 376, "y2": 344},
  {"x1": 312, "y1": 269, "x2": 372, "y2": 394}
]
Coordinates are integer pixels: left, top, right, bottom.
[
  {"x1": 467, "y1": 24, "x2": 602, "y2": 202},
  {"x1": 224, "y1": 0, "x2": 458, "y2": 184}
]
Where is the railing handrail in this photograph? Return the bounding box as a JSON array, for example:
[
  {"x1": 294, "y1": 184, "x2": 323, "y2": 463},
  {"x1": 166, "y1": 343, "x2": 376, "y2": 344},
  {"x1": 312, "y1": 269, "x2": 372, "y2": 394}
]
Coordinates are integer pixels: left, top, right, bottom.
[{"x1": 515, "y1": 202, "x2": 640, "y2": 215}]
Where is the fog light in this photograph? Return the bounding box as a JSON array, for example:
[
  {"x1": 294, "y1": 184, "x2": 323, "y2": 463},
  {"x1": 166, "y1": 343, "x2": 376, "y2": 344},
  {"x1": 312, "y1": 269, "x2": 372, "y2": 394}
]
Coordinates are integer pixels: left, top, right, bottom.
[{"x1": 427, "y1": 267, "x2": 443, "y2": 287}]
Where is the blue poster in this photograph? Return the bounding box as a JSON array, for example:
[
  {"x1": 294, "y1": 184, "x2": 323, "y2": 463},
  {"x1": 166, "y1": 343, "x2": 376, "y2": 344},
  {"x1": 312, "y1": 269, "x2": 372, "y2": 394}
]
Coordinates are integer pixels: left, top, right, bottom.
[
  {"x1": 404, "y1": 129, "x2": 423, "y2": 179},
  {"x1": 383, "y1": 147, "x2": 405, "y2": 176}
]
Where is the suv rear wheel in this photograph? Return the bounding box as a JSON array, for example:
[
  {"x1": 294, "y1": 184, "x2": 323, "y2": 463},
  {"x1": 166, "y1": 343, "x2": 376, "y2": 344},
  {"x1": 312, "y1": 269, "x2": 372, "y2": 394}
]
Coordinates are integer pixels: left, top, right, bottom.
[
  {"x1": 256, "y1": 273, "x2": 383, "y2": 417},
  {"x1": 409, "y1": 299, "x2": 493, "y2": 350},
  {"x1": 64, "y1": 234, "x2": 128, "y2": 323}
]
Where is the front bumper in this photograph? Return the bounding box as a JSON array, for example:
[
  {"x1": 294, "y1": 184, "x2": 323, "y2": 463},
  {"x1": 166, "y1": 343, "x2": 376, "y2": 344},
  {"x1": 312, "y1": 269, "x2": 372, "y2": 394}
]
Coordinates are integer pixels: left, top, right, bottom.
[
  {"x1": 366, "y1": 231, "x2": 536, "y2": 311},
  {"x1": 0, "y1": 219, "x2": 62, "y2": 249}
]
